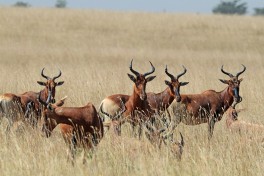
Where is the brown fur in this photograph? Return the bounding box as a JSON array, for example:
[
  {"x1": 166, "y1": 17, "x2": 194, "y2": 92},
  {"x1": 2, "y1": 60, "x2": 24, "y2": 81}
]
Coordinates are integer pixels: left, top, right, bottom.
[
  {"x1": 0, "y1": 68, "x2": 64, "y2": 131},
  {"x1": 100, "y1": 60, "x2": 156, "y2": 137},
  {"x1": 41, "y1": 98, "x2": 104, "y2": 164},
  {"x1": 173, "y1": 65, "x2": 246, "y2": 139},
  {"x1": 99, "y1": 65, "x2": 188, "y2": 137}
]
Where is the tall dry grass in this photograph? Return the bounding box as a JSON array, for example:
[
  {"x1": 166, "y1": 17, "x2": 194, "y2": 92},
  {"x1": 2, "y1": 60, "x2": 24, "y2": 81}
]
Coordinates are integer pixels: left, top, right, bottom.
[{"x1": 0, "y1": 7, "x2": 263, "y2": 176}]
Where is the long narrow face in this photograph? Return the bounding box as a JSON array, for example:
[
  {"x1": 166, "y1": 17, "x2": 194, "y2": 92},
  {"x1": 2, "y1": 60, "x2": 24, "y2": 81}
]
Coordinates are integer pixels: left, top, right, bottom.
[
  {"x1": 39, "y1": 95, "x2": 65, "y2": 137},
  {"x1": 164, "y1": 65, "x2": 189, "y2": 102},
  {"x1": 127, "y1": 60, "x2": 156, "y2": 101},
  {"x1": 37, "y1": 68, "x2": 64, "y2": 104},
  {"x1": 219, "y1": 65, "x2": 246, "y2": 103}
]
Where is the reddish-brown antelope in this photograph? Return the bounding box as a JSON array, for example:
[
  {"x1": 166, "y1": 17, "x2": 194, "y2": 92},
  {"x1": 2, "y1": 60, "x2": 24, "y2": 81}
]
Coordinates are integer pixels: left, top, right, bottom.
[
  {"x1": 99, "y1": 65, "x2": 188, "y2": 135},
  {"x1": 147, "y1": 65, "x2": 189, "y2": 112},
  {"x1": 172, "y1": 65, "x2": 246, "y2": 139},
  {"x1": 38, "y1": 95, "x2": 104, "y2": 164},
  {"x1": 100, "y1": 59, "x2": 156, "y2": 137},
  {"x1": 0, "y1": 68, "x2": 64, "y2": 131}
]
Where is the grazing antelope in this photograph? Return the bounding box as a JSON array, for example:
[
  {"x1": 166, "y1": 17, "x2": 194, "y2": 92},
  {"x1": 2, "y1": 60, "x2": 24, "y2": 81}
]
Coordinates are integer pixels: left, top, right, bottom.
[
  {"x1": 99, "y1": 65, "x2": 188, "y2": 133},
  {"x1": 226, "y1": 102, "x2": 264, "y2": 133},
  {"x1": 100, "y1": 59, "x2": 156, "y2": 137},
  {"x1": 38, "y1": 95, "x2": 104, "y2": 164},
  {"x1": 0, "y1": 68, "x2": 64, "y2": 131},
  {"x1": 144, "y1": 112, "x2": 184, "y2": 160},
  {"x1": 172, "y1": 65, "x2": 246, "y2": 139}
]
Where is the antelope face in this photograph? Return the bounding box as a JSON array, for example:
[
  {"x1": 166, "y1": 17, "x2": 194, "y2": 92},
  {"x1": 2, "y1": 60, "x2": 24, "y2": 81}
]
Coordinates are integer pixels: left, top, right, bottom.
[
  {"x1": 229, "y1": 77, "x2": 243, "y2": 103},
  {"x1": 219, "y1": 65, "x2": 246, "y2": 103},
  {"x1": 127, "y1": 59, "x2": 156, "y2": 101},
  {"x1": 39, "y1": 95, "x2": 66, "y2": 137},
  {"x1": 164, "y1": 65, "x2": 188, "y2": 102},
  {"x1": 37, "y1": 68, "x2": 64, "y2": 104}
]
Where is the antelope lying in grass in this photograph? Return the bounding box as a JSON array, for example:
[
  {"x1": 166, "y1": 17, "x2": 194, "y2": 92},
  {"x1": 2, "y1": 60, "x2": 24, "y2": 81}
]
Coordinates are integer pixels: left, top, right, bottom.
[
  {"x1": 39, "y1": 95, "x2": 104, "y2": 164},
  {"x1": 226, "y1": 102, "x2": 264, "y2": 133}
]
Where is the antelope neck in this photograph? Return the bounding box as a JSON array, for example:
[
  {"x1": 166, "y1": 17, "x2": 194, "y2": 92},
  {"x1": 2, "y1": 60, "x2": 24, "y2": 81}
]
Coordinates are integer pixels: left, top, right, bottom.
[
  {"x1": 220, "y1": 87, "x2": 234, "y2": 110},
  {"x1": 160, "y1": 87, "x2": 175, "y2": 108}
]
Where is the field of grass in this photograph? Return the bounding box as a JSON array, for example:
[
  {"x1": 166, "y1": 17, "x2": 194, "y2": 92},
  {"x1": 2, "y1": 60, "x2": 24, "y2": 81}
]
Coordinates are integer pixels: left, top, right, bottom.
[{"x1": 0, "y1": 7, "x2": 264, "y2": 176}]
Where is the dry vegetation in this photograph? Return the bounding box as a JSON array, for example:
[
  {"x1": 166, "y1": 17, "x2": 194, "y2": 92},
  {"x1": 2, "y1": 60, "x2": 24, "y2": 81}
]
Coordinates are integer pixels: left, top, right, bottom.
[{"x1": 0, "y1": 7, "x2": 264, "y2": 176}]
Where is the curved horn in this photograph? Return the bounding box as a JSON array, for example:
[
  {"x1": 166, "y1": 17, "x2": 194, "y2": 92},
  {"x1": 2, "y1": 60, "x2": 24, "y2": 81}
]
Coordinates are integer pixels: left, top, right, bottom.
[
  {"x1": 143, "y1": 61, "x2": 155, "y2": 77},
  {"x1": 236, "y1": 64, "x2": 246, "y2": 77},
  {"x1": 165, "y1": 65, "x2": 175, "y2": 80},
  {"x1": 41, "y1": 68, "x2": 50, "y2": 80},
  {"x1": 53, "y1": 69, "x2": 62, "y2": 80},
  {"x1": 221, "y1": 65, "x2": 233, "y2": 78},
  {"x1": 176, "y1": 65, "x2": 187, "y2": 79},
  {"x1": 129, "y1": 59, "x2": 140, "y2": 77}
]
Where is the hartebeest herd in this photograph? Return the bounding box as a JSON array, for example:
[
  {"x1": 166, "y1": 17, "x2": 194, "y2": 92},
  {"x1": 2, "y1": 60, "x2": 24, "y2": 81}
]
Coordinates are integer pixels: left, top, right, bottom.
[{"x1": 1, "y1": 60, "x2": 259, "y2": 164}]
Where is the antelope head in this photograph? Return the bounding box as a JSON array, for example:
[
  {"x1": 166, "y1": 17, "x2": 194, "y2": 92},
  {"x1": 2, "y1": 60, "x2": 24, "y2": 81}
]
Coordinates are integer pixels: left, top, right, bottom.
[
  {"x1": 127, "y1": 59, "x2": 156, "y2": 101},
  {"x1": 37, "y1": 68, "x2": 64, "y2": 104},
  {"x1": 165, "y1": 65, "x2": 189, "y2": 102},
  {"x1": 144, "y1": 110, "x2": 184, "y2": 160},
  {"x1": 38, "y1": 93, "x2": 67, "y2": 137},
  {"x1": 219, "y1": 64, "x2": 246, "y2": 103}
]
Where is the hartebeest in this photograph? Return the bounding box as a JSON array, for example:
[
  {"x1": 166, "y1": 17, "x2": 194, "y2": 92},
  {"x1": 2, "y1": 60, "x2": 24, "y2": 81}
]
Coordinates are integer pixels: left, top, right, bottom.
[
  {"x1": 172, "y1": 65, "x2": 246, "y2": 139},
  {"x1": 99, "y1": 65, "x2": 188, "y2": 135},
  {"x1": 100, "y1": 59, "x2": 156, "y2": 137},
  {"x1": 0, "y1": 68, "x2": 64, "y2": 131},
  {"x1": 147, "y1": 65, "x2": 189, "y2": 112},
  {"x1": 38, "y1": 95, "x2": 104, "y2": 164}
]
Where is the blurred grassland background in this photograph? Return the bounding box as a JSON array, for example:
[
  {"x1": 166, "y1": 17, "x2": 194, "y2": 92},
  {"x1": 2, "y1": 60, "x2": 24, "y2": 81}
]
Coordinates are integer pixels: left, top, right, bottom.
[{"x1": 0, "y1": 7, "x2": 263, "y2": 176}]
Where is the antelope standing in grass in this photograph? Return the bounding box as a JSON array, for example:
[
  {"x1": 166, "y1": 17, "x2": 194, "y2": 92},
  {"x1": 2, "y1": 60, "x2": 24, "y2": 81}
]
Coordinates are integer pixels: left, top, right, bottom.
[
  {"x1": 100, "y1": 59, "x2": 156, "y2": 137},
  {"x1": 39, "y1": 95, "x2": 104, "y2": 164},
  {"x1": 99, "y1": 64, "x2": 188, "y2": 135},
  {"x1": 0, "y1": 68, "x2": 64, "y2": 131},
  {"x1": 172, "y1": 65, "x2": 246, "y2": 139}
]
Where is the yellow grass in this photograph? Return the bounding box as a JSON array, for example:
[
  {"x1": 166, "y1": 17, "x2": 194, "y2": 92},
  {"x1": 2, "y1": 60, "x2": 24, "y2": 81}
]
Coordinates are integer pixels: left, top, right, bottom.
[{"x1": 0, "y1": 7, "x2": 264, "y2": 176}]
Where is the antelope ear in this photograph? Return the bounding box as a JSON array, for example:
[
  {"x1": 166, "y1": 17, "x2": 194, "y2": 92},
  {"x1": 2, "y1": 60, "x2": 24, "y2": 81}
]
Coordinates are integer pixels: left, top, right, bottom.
[
  {"x1": 239, "y1": 78, "x2": 243, "y2": 82},
  {"x1": 127, "y1": 73, "x2": 136, "y2": 83},
  {"x1": 37, "y1": 81, "x2": 46, "y2": 86},
  {"x1": 56, "y1": 81, "x2": 64, "y2": 86},
  {"x1": 165, "y1": 80, "x2": 171, "y2": 86},
  {"x1": 146, "y1": 76, "x2": 156, "y2": 82},
  {"x1": 219, "y1": 79, "x2": 229, "y2": 84},
  {"x1": 180, "y1": 82, "x2": 189, "y2": 86}
]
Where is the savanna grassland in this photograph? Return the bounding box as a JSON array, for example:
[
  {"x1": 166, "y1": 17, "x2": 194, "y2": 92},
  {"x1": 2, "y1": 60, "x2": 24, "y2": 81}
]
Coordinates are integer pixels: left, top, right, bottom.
[{"x1": 0, "y1": 7, "x2": 264, "y2": 176}]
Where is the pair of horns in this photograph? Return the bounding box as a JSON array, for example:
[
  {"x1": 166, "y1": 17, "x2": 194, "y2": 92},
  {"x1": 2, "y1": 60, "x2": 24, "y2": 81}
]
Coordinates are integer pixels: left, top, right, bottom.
[
  {"x1": 129, "y1": 59, "x2": 155, "y2": 77},
  {"x1": 221, "y1": 64, "x2": 246, "y2": 78},
  {"x1": 165, "y1": 65, "x2": 187, "y2": 81},
  {"x1": 41, "y1": 68, "x2": 62, "y2": 80}
]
